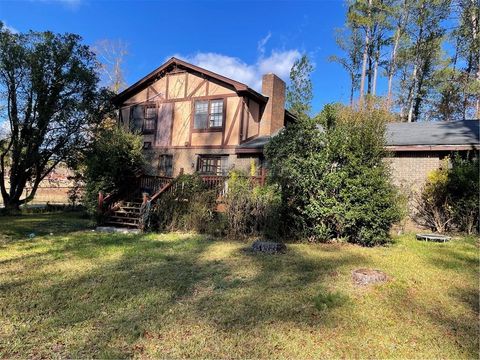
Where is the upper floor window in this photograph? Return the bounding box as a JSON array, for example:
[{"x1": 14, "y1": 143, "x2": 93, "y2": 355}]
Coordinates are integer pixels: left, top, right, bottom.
[
  {"x1": 194, "y1": 99, "x2": 224, "y2": 130},
  {"x1": 143, "y1": 104, "x2": 156, "y2": 133}
]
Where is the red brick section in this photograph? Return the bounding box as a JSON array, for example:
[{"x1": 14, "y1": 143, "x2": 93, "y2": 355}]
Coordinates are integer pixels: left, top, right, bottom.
[{"x1": 260, "y1": 73, "x2": 286, "y2": 136}]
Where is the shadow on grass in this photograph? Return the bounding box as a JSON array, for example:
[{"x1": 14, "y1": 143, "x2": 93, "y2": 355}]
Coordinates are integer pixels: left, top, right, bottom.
[
  {"x1": 2, "y1": 214, "x2": 478, "y2": 358},
  {"x1": 1, "y1": 226, "x2": 366, "y2": 358},
  {"x1": 0, "y1": 212, "x2": 92, "y2": 242}
]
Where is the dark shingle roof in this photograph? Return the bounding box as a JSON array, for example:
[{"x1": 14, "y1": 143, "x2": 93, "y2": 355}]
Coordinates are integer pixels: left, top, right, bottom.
[
  {"x1": 236, "y1": 120, "x2": 480, "y2": 152},
  {"x1": 386, "y1": 120, "x2": 479, "y2": 146}
]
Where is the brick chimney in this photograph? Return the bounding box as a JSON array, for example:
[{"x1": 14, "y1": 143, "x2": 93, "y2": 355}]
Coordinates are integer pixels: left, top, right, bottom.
[{"x1": 259, "y1": 73, "x2": 286, "y2": 136}]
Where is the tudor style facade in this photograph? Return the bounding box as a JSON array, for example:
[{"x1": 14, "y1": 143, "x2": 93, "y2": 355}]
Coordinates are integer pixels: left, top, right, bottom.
[{"x1": 112, "y1": 57, "x2": 294, "y2": 177}]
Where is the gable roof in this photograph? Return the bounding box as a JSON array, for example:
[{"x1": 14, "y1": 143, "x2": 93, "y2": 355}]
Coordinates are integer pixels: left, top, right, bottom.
[
  {"x1": 236, "y1": 120, "x2": 480, "y2": 153},
  {"x1": 112, "y1": 57, "x2": 268, "y2": 105}
]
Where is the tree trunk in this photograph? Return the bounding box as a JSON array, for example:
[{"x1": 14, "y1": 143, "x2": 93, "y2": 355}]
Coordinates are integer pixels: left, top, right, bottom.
[
  {"x1": 387, "y1": 0, "x2": 408, "y2": 109},
  {"x1": 359, "y1": 0, "x2": 373, "y2": 105},
  {"x1": 3, "y1": 200, "x2": 21, "y2": 213},
  {"x1": 350, "y1": 76, "x2": 355, "y2": 106},
  {"x1": 359, "y1": 32, "x2": 370, "y2": 105},
  {"x1": 372, "y1": 47, "x2": 379, "y2": 97},
  {"x1": 387, "y1": 28, "x2": 401, "y2": 108},
  {"x1": 407, "y1": 64, "x2": 418, "y2": 122},
  {"x1": 471, "y1": 0, "x2": 480, "y2": 117},
  {"x1": 367, "y1": 51, "x2": 373, "y2": 95}
]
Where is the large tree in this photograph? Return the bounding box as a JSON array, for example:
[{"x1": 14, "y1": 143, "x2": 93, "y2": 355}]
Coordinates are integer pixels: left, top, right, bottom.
[
  {"x1": 330, "y1": 27, "x2": 363, "y2": 106},
  {"x1": 286, "y1": 54, "x2": 314, "y2": 119},
  {"x1": 0, "y1": 25, "x2": 110, "y2": 211}
]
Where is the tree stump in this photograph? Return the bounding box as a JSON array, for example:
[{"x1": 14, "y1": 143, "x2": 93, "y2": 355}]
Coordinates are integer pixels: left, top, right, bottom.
[
  {"x1": 352, "y1": 269, "x2": 388, "y2": 285},
  {"x1": 250, "y1": 240, "x2": 286, "y2": 254}
]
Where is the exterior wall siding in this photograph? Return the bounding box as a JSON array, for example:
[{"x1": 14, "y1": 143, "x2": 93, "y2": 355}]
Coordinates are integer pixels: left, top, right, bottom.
[
  {"x1": 143, "y1": 148, "x2": 261, "y2": 177},
  {"x1": 385, "y1": 152, "x2": 441, "y2": 193},
  {"x1": 119, "y1": 69, "x2": 266, "y2": 178}
]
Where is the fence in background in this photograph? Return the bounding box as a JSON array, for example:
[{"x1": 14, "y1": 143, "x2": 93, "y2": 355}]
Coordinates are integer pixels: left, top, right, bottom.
[{"x1": 0, "y1": 186, "x2": 81, "y2": 206}]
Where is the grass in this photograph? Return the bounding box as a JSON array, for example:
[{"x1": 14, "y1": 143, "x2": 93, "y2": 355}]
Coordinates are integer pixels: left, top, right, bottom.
[{"x1": 0, "y1": 212, "x2": 478, "y2": 358}]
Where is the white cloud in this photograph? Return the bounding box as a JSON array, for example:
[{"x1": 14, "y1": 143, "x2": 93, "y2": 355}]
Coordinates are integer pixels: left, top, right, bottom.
[
  {"x1": 172, "y1": 41, "x2": 300, "y2": 92},
  {"x1": 174, "y1": 50, "x2": 301, "y2": 91},
  {"x1": 1, "y1": 21, "x2": 18, "y2": 34},
  {"x1": 257, "y1": 32, "x2": 271, "y2": 55},
  {"x1": 258, "y1": 50, "x2": 300, "y2": 80}
]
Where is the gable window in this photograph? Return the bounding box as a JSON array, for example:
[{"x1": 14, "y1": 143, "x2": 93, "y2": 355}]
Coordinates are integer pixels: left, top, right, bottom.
[
  {"x1": 158, "y1": 154, "x2": 173, "y2": 177},
  {"x1": 197, "y1": 155, "x2": 226, "y2": 175},
  {"x1": 143, "y1": 104, "x2": 156, "y2": 133},
  {"x1": 193, "y1": 99, "x2": 224, "y2": 130}
]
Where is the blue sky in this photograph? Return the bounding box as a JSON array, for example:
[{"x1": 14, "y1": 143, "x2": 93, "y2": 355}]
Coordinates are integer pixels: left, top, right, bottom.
[{"x1": 1, "y1": 0, "x2": 351, "y2": 114}]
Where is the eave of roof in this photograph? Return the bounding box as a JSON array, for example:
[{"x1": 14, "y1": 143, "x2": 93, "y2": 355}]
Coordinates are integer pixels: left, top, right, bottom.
[{"x1": 112, "y1": 57, "x2": 268, "y2": 105}]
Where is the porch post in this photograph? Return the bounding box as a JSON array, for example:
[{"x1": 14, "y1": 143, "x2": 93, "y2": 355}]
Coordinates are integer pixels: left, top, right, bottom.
[
  {"x1": 260, "y1": 167, "x2": 266, "y2": 186},
  {"x1": 98, "y1": 191, "x2": 104, "y2": 213}
]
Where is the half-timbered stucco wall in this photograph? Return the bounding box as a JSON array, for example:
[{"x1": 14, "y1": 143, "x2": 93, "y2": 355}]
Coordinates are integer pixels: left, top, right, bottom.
[{"x1": 118, "y1": 70, "x2": 265, "y2": 176}]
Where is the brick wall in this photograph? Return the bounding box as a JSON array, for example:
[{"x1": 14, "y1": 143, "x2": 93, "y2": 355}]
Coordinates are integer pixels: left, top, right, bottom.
[
  {"x1": 259, "y1": 74, "x2": 285, "y2": 136},
  {"x1": 385, "y1": 152, "x2": 441, "y2": 194}
]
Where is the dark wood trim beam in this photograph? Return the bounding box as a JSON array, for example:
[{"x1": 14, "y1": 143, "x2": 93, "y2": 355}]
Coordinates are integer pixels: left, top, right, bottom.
[
  {"x1": 224, "y1": 98, "x2": 241, "y2": 146},
  {"x1": 386, "y1": 145, "x2": 480, "y2": 151}
]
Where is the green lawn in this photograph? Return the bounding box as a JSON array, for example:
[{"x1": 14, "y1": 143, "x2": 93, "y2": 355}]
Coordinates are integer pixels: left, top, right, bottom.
[{"x1": 0, "y1": 213, "x2": 478, "y2": 359}]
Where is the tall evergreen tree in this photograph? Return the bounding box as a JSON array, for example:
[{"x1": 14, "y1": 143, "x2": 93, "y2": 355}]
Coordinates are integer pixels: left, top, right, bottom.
[
  {"x1": 286, "y1": 54, "x2": 314, "y2": 119},
  {"x1": 395, "y1": 0, "x2": 450, "y2": 121},
  {"x1": 330, "y1": 27, "x2": 363, "y2": 106},
  {"x1": 452, "y1": 0, "x2": 480, "y2": 118}
]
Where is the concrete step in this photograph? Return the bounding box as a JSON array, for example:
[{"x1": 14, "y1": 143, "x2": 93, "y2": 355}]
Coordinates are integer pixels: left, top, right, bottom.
[{"x1": 105, "y1": 219, "x2": 139, "y2": 228}]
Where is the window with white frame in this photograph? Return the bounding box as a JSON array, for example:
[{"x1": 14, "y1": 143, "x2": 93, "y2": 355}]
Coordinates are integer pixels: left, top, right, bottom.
[
  {"x1": 193, "y1": 99, "x2": 224, "y2": 130},
  {"x1": 209, "y1": 99, "x2": 223, "y2": 128}
]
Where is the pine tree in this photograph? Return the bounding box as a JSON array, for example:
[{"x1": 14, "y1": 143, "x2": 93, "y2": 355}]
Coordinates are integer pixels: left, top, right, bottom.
[
  {"x1": 286, "y1": 54, "x2": 314, "y2": 119},
  {"x1": 330, "y1": 27, "x2": 363, "y2": 106}
]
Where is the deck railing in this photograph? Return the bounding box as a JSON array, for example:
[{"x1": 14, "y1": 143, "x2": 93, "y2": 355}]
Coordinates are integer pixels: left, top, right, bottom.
[
  {"x1": 139, "y1": 175, "x2": 174, "y2": 195},
  {"x1": 99, "y1": 169, "x2": 267, "y2": 215}
]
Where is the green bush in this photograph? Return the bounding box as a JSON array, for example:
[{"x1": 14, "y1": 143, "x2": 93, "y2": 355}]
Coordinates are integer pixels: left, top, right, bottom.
[
  {"x1": 82, "y1": 126, "x2": 145, "y2": 216},
  {"x1": 224, "y1": 170, "x2": 281, "y2": 238},
  {"x1": 266, "y1": 104, "x2": 402, "y2": 245},
  {"x1": 152, "y1": 174, "x2": 217, "y2": 233},
  {"x1": 448, "y1": 155, "x2": 479, "y2": 234},
  {"x1": 414, "y1": 160, "x2": 453, "y2": 233}
]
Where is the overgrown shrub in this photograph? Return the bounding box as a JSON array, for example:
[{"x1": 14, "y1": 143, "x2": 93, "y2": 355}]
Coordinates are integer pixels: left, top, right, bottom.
[
  {"x1": 414, "y1": 160, "x2": 453, "y2": 233},
  {"x1": 224, "y1": 171, "x2": 281, "y2": 238},
  {"x1": 448, "y1": 155, "x2": 479, "y2": 234},
  {"x1": 266, "y1": 104, "x2": 402, "y2": 245},
  {"x1": 152, "y1": 174, "x2": 217, "y2": 233},
  {"x1": 83, "y1": 126, "x2": 144, "y2": 216},
  {"x1": 415, "y1": 155, "x2": 479, "y2": 234}
]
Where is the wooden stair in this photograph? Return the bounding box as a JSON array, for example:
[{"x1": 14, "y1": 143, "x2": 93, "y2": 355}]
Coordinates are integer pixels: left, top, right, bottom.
[{"x1": 105, "y1": 200, "x2": 143, "y2": 228}]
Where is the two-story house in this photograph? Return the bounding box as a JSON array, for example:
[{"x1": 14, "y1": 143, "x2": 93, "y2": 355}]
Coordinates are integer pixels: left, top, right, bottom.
[{"x1": 112, "y1": 57, "x2": 294, "y2": 177}]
